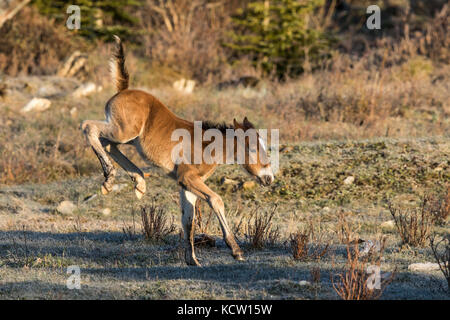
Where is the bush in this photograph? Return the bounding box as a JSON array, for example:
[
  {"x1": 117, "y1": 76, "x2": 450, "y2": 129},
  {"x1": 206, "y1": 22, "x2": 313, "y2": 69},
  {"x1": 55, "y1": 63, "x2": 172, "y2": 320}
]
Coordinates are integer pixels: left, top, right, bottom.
[
  {"x1": 388, "y1": 198, "x2": 434, "y2": 247},
  {"x1": 0, "y1": 6, "x2": 77, "y2": 76},
  {"x1": 227, "y1": 0, "x2": 333, "y2": 79}
]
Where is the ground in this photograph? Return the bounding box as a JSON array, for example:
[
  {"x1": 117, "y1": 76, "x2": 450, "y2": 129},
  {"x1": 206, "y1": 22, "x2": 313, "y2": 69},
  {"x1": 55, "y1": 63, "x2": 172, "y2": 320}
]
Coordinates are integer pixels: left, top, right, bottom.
[{"x1": 0, "y1": 135, "x2": 448, "y2": 299}]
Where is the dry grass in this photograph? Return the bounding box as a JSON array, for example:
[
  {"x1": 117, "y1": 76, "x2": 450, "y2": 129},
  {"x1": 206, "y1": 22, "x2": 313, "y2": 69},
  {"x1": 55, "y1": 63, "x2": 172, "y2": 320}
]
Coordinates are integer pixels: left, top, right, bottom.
[
  {"x1": 289, "y1": 222, "x2": 329, "y2": 261},
  {"x1": 332, "y1": 215, "x2": 394, "y2": 300},
  {"x1": 429, "y1": 234, "x2": 450, "y2": 292},
  {"x1": 428, "y1": 187, "x2": 450, "y2": 226},
  {"x1": 388, "y1": 198, "x2": 435, "y2": 247},
  {"x1": 140, "y1": 201, "x2": 177, "y2": 242},
  {"x1": 239, "y1": 206, "x2": 280, "y2": 249}
]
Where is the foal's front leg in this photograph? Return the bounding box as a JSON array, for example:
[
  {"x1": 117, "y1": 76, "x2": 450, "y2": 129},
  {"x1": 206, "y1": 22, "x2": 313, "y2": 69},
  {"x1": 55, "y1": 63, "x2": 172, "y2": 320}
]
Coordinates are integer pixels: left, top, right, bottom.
[{"x1": 178, "y1": 172, "x2": 244, "y2": 261}]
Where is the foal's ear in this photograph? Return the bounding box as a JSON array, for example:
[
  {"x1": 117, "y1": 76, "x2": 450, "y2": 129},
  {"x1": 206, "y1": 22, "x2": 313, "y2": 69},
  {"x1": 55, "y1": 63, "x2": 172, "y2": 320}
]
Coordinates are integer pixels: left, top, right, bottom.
[
  {"x1": 243, "y1": 117, "x2": 254, "y2": 129},
  {"x1": 233, "y1": 118, "x2": 241, "y2": 128}
]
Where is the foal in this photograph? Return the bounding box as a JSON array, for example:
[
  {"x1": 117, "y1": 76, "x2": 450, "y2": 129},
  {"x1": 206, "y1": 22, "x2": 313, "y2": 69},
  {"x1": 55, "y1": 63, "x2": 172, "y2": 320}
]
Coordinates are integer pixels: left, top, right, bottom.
[{"x1": 81, "y1": 36, "x2": 274, "y2": 266}]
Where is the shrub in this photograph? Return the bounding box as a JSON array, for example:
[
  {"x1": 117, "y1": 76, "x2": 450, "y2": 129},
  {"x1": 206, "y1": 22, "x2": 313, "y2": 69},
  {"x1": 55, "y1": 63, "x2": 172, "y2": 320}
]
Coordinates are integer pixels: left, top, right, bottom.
[
  {"x1": 289, "y1": 224, "x2": 329, "y2": 261},
  {"x1": 388, "y1": 198, "x2": 435, "y2": 247},
  {"x1": 140, "y1": 202, "x2": 177, "y2": 241},
  {"x1": 244, "y1": 206, "x2": 280, "y2": 249},
  {"x1": 0, "y1": 6, "x2": 77, "y2": 76},
  {"x1": 429, "y1": 234, "x2": 450, "y2": 292},
  {"x1": 332, "y1": 214, "x2": 394, "y2": 300}
]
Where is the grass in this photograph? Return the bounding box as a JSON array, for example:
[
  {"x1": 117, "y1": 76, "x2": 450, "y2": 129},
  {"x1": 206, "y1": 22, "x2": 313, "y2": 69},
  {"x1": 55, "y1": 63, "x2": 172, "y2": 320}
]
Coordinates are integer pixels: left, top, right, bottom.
[{"x1": 0, "y1": 134, "x2": 448, "y2": 299}]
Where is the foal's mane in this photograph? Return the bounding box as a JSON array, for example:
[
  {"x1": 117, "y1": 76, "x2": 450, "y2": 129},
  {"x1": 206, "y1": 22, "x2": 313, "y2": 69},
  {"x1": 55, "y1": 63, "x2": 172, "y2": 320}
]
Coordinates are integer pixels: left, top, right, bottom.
[{"x1": 201, "y1": 120, "x2": 234, "y2": 133}]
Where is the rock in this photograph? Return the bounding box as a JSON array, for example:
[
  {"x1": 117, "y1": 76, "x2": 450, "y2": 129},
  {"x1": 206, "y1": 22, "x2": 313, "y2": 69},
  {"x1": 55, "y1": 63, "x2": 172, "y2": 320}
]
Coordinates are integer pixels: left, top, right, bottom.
[
  {"x1": 112, "y1": 184, "x2": 128, "y2": 192},
  {"x1": 72, "y1": 82, "x2": 100, "y2": 98},
  {"x1": 173, "y1": 78, "x2": 195, "y2": 94},
  {"x1": 57, "y1": 51, "x2": 88, "y2": 78},
  {"x1": 299, "y1": 280, "x2": 311, "y2": 286},
  {"x1": 221, "y1": 177, "x2": 238, "y2": 185},
  {"x1": 381, "y1": 220, "x2": 395, "y2": 229},
  {"x1": 344, "y1": 176, "x2": 355, "y2": 185},
  {"x1": 36, "y1": 84, "x2": 62, "y2": 98},
  {"x1": 70, "y1": 107, "x2": 77, "y2": 117},
  {"x1": 242, "y1": 181, "x2": 256, "y2": 190},
  {"x1": 21, "y1": 97, "x2": 51, "y2": 112},
  {"x1": 57, "y1": 200, "x2": 76, "y2": 214},
  {"x1": 101, "y1": 208, "x2": 111, "y2": 216},
  {"x1": 408, "y1": 262, "x2": 441, "y2": 272},
  {"x1": 280, "y1": 145, "x2": 294, "y2": 153}
]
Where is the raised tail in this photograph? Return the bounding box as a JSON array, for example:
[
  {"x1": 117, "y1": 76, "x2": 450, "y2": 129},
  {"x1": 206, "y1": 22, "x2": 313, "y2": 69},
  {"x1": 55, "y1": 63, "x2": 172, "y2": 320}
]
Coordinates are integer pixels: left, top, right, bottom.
[{"x1": 109, "y1": 35, "x2": 129, "y2": 92}]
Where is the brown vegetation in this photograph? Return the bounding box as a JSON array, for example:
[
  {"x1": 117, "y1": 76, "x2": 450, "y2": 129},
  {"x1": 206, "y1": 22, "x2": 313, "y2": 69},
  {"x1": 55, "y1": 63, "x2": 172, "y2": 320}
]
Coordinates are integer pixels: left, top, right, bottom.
[
  {"x1": 332, "y1": 215, "x2": 394, "y2": 300},
  {"x1": 140, "y1": 202, "x2": 177, "y2": 241},
  {"x1": 388, "y1": 198, "x2": 435, "y2": 247}
]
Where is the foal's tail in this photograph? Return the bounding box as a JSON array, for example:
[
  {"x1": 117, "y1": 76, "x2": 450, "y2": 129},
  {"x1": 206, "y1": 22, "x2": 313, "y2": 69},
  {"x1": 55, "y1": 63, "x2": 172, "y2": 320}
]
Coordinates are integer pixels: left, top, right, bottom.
[{"x1": 109, "y1": 35, "x2": 129, "y2": 92}]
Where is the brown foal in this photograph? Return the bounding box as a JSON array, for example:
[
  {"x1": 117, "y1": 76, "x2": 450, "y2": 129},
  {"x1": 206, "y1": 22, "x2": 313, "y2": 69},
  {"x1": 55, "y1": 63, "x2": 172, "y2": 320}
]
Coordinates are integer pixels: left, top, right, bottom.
[{"x1": 81, "y1": 36, "x2": 274, "y2": 266}]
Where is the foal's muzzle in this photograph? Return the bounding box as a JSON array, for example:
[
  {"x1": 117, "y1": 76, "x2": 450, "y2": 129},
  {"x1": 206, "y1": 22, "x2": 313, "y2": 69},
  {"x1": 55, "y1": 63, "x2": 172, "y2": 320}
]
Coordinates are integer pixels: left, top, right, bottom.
[{"x1": 259, "y1": 174, "x2": 274, "y2": 186}]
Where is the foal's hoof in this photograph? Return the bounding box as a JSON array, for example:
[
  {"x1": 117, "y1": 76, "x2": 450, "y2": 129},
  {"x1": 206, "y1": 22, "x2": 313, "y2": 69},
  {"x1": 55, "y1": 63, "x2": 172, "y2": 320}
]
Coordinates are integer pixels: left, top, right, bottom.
[
  {"x1": 233, "y1": 253, "x2": 245, "y2": 261},
  {"x1": 185, "y1": 256, "x2": 201, "y2": 267},
  {"x1": 101, "y1": 183, "x2": 113, "y2": 195},
  {"x1": 134, "y1": 178, "x2": 146, "y2": 200},
  {"x1": 134, "y1": 188, "x2": 145, "y2": 199}
]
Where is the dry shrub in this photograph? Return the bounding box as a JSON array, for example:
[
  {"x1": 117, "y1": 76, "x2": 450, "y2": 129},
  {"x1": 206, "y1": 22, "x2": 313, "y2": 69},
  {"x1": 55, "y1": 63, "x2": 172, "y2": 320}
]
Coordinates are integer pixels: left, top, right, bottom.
[
  {"x1": 0, "y1": 6, "x2": 78, "y2": 76},
  {"x1": 194, "y1": 199, "x2": 213, "y2": 235},
  {"x1": 140, "y1": 202, "x2": 177, "y2": 241},
  {"x1": 289, "y1": 222, "x2": 329, "y2": 261},
  {"x1": 241, "y1": 206, "x2": 280, "y2": 249},
  {"x1": 138, "y1": 0, "x2": 242, "y2": 84},
  {"x1": 429, "y1": 234, "x2": 450, "y2": 292},
  {"x1": 388, "y1": 198, "x2": 435, "y2": 247},
  {"x1": 310, "y1": 266, "x2": 321, "y2": 284},
  {"x1": 427, "y1": 187, "x2": 450, "y2": 226},
  {"x1": 332, "y1": 214, "x2": 394, "y2": 300}
]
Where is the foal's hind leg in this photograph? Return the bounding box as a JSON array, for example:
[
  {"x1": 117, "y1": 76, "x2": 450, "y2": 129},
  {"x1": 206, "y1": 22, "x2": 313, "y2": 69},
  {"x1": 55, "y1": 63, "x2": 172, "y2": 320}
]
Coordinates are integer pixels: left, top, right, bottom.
[
  {"x1": 102, "y1": 140, "x2": 146, "y2": 199},
  {"x1": 81, "y1": 120, "x2": 117, "y2": 194},
  {"x1": 179, "y1": 188, "x2": 201, "y2": 266}
]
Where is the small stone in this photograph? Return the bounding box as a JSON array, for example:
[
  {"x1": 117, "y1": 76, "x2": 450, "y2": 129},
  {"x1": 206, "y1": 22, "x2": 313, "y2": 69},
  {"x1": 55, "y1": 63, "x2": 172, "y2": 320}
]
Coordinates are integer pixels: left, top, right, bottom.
[
  {"x1": 21, "y1": 98, "x2": 51, "y2": 112},
  {"x1": 72, "y1": 82, "x2": 99, "y2": 98},
  {"x1": 112, "y1": 184, "x2": 128, "y2": 192},
  {"x1": 242, "y1": 181, "x2": 256, "y2": 190},
  {"x1": 56, "y1": 200, "x2": 76, "y2": 214},
  {"x1": 280, "y1": 145, "x2": 294, "y2": 153},
  {"x1": 101, "y1": 208, "x2": 111, "y2": 216},
  {"x1": 299, "y1": 280, "x2": 311, "y2": 286},
  {"x1": 344, "y1": 176, "x2": 355, "y2": 185},
  {"x1": 221, "y1": 177, "x2": 238, "y2": 185},
  {"x1": 70, "y1": 107, "x2": 77, "y2": 117},
  {"x1": 381, "y1": 220, "x2": 395, "y2": 229},
  {"x1": 408, "y1": 262, "x2": 441, "y2": 272}
]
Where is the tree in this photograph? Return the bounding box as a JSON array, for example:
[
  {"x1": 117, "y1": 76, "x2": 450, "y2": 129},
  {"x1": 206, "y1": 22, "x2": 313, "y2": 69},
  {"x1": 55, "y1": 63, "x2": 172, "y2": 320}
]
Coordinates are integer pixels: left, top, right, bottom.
[
  {"x1": 227, "y1": 0, "x2": 333, "y2": 78},
  {"x1": 32, "y1": 0, "x2": 142, "y2": 40}
]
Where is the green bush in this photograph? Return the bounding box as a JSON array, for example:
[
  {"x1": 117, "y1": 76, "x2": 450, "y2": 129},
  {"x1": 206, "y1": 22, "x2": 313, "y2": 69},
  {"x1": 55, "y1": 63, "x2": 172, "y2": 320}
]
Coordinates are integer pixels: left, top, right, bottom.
[{"x1": 226, "y1": 0, "x2": 334, "y2": 79}]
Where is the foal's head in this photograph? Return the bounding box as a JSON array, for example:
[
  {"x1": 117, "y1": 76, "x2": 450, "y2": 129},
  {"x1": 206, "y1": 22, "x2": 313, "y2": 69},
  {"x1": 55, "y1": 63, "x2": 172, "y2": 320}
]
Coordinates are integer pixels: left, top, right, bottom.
[{"x1": 233, "y1": 117, "x2": 274, "y2": 186}]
